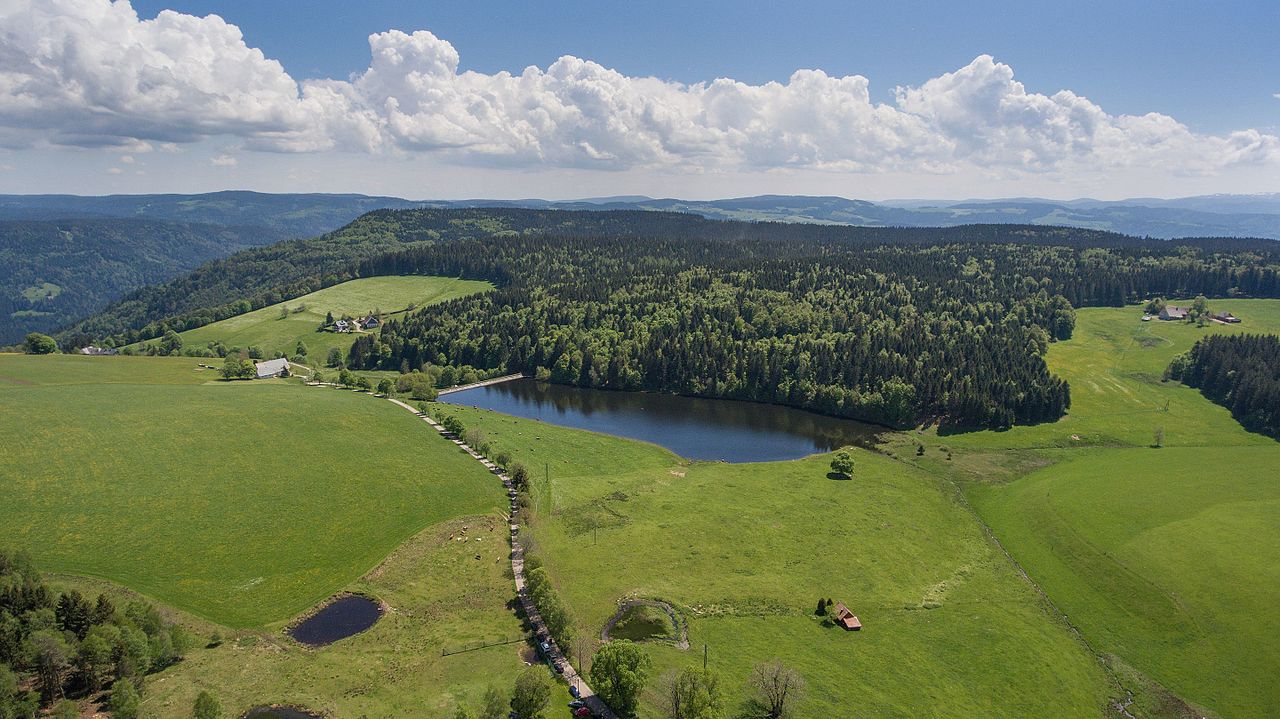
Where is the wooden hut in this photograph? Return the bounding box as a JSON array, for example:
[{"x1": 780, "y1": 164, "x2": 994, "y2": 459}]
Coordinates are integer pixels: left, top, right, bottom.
[{"x1": 834, "y1": 603, "x2": 861, "y2": 631}]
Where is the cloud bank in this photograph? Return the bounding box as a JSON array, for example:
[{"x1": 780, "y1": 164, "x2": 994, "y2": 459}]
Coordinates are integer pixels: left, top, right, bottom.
[{"x1": 2, "y1": 0, "x2": 1276, "y2": 178}]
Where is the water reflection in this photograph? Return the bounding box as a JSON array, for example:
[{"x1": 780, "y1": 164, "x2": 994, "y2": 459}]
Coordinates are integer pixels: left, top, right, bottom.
[{"x1": 441, "y1": 379, "x2": 879, "y2": 463}]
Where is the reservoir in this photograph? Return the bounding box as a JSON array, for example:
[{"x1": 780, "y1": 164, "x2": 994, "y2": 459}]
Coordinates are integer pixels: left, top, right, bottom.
[{"x1": 440, "y1": 379, "x2": 879, "y2": 463}]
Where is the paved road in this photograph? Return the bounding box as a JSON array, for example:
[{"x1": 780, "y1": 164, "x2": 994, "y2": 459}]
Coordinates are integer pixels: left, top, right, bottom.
[{"x1": 384, "y1": 397, "x2": 617, "y2": 719}]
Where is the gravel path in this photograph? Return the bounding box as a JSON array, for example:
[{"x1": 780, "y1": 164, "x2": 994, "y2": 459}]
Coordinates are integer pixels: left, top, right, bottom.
[{"x1": 384, "y1": 397, "x2": 618, "y2": 719}]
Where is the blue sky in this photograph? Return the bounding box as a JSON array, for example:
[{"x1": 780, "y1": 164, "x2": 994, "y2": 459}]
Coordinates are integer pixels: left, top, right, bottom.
[
  {"x1": 131, "y1": 0, "x2": 1280, "y2": 134},
  {"x1": 1, "y1": 1, "x2": 1277, "y2": 199}
]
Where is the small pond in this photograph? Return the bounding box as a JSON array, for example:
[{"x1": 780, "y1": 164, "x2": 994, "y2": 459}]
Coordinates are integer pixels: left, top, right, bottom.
[
  {"x1": 243, "y1": 707, "x2": 322, "y2": 719},
  {"x1": 441, "y1": 379, "x2": 879, "y2": 463},
  {"x1": 608, "y1": 604, "x2": 675, "y2": 642},
  {"x1": 288, "y1": 595, "x2": 382, "y2": 647}
]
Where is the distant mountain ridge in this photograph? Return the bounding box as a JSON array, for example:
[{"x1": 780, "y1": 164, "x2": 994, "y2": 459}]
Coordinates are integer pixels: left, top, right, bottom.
[
  {"x1": 418, "y1": 193, "x2": 1280, "y2": 239},
  {"x1": 0, "y1": 190, "x2": 423, "y2": 238}
]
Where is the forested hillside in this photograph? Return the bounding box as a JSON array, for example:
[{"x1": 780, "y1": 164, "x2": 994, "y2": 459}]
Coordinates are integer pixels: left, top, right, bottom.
[
  {"x1": 0, "y1": 192, "x2": 428, "y2": 345},
  {"x1": 1168, "y1": 334, "x2": 1280, "y2": 437},
  {"x1": 347, "y1": 221, "x2": 1279, "y2": 428},
  {"x1": 64, "y1": 208, "x2": 1280, "y2": 429},
  {"x1": 0, "y1": 219, "x2": 289, "y2": 344}
]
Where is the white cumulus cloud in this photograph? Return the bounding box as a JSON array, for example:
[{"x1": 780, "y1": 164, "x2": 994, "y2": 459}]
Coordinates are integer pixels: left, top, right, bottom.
[{"x1": 0, "y1": 0, "x2": 1276, "y2": 179}]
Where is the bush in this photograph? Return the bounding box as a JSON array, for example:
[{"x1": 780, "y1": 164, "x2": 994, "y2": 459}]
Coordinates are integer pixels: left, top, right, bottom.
[
  {"x1": 109, "y1": 679, "x2": 140, "y2": 719},
  {"x1": 193, "y1": 690, "x2": 222, "y2": 719},
  {"x1": 510, "y1": 462, "x2": 529, "y2": 489},
  {"x1": 23, "y1": 333, "x2": 57, "y2": 354}
]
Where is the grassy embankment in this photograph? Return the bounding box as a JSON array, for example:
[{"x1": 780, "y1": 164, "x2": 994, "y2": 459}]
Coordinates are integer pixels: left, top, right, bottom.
[
  {"x1": 165, "y1": 275, "x2": 492, "y2": 361},
  {"x1": 883, "y1": 299, "x2": 1280, "y2": 718}
]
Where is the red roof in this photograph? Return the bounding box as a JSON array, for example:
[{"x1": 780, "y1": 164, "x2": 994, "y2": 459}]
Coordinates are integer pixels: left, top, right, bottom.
[{"x1": 834, "y1": 603, "x2": 861, "y2": 630}]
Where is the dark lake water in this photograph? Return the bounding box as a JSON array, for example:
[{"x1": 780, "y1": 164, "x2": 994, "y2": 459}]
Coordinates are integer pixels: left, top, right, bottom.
[
  {"x1": 441, "y1": 379, "x2": 879, "y2": 462},
  {"x1": 288, "y1": 595, "x2": 382, "y2": 646}
]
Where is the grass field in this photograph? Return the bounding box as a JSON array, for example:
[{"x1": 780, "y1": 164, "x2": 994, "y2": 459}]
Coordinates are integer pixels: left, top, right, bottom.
[
  {"x1": 169, "y1": 275, "x2": 492, "y2": 360},
  {"x1": 0, "y1": 353, "x2": 500, "y2": 627},
  {"x1": 130, "y1": 516, "x2": 571, "y2": 719},
  {"x1": 885, "y1": 300, "x2": 1280, "y2": 718},
  {"x1": 5, "y1": 298, "x2": 1276, "y2": 717},
  {"x1": 443, "y1": 405, "x2": 1118, "y2": 718}
]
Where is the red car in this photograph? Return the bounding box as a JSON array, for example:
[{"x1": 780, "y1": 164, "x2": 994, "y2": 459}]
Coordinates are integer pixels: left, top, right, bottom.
[{"x1": 573, "y1": 708, "x2": 592, "y2": 718}]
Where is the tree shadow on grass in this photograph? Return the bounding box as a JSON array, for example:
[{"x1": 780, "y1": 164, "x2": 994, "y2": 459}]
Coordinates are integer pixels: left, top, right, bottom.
[{"x1": 826, "y1": 472, "x2": 852, "y2": 481}]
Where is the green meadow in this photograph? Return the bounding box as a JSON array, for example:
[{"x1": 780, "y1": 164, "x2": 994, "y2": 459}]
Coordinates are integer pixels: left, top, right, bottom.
[
  {"x1": 132, "y1": 516, "x2": 570, "y2": 719},
  {"x1": 442, "y1": 405, "x2": 1118, "y2": 718},
  {"x1": 2, "y1": 299, "x2": 1276, "y2": 717},
  {"x1": 894, "y1": 299, "x2": 1280, "y2": 718},
  {"x1": 0, "y1": 354, "x2": 499, "y2": 627},
  {"x1": 169, "y1": 275, "x2": 492, "y2": 360}
]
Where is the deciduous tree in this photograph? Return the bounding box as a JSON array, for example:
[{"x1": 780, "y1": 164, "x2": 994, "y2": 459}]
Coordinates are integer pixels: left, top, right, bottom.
[
  {"x1": 829, "y1": 451, "x2": 854, "y2": 479},
  {"x1": 660, "y1": 666, "x2": 723, "y2": 719},
  {"x1": 747, "y1": 660, "x2": 805, "y2": 719},
  {"x1": 589, "y1": 640, "x2": 652, "y2": 718},
  {"x1": 23, "y1": 333, "x2": 57, "y2": 354},
  {"x1": 109, "y1": 679, "x2": 140, "y2": 719},
  {"x1": 510, "y1": 667, "x2": 550, "y2": 719}
]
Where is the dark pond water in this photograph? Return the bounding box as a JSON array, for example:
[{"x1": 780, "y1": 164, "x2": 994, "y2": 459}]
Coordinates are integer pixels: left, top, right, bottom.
[
  {"x1": 441, "y1": 379, "x2": 879, "y2": 462},
  {"x1": 288, "y1": 595, "x2": 382, "y2": 646},
  {"x1": 243, "y1": 707, "x2": 322, "y2": 719}
]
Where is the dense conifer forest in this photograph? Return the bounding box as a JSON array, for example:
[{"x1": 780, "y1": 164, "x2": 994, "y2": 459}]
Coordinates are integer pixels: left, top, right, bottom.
[
  {"x1": 62, "y1": 208, "x2": 1280, "y2": 429},
  {"x1": 1168, "y1": 334, "x2": 1280, "y2": 437}
]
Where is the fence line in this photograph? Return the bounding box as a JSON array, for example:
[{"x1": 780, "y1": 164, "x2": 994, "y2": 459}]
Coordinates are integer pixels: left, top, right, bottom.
[{"x1": 441, "y1": 633, "x2": 534, "y2": 657}]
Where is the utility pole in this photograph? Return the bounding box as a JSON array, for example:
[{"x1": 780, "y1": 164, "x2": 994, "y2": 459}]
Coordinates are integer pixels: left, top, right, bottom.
[{"x1": 703, "y1": 643, "x2": 708, "y2": 672}]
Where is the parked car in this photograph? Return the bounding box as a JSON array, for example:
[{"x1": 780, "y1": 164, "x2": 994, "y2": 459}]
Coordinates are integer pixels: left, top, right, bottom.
[
  {"x1": 569, "y1": 686, "x2": 581, "y2": 699},
  {"x1": 568, "y1": 699, "x2": 585, "y2": 708},
  {"x1": 539, "y1": 640, "x2": 551, "y2": 654},
  {"x1": 573, "y1": 707, "x2": 592, "y2": 718}
]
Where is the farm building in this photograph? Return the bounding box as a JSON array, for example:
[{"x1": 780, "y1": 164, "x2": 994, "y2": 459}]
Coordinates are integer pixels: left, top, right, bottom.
[
  {"x1": 1210, "y1": 311, "x2": 1241, "y2": 324},
  {"x1": 834, "y1": 603, "x2": 861, "y2": 631},
  {"x1": 254, "y1": 358, "x2": 290, "y2": 379},
  {"x1": 357, "y1": 314, "x2": 381, "y2": 330},
  {"x1": 1159, "y1": 306, "x2": 1188, "y2": 321},
  {"x1": 333, "y1": 319, "x2": 351, "y2": 333},
  {"x1": 78, "y1": 346, "x2": 117, "y2": 356}
]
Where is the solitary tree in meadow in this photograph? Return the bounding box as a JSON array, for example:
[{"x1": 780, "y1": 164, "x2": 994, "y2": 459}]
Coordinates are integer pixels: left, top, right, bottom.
[
  {"x1": 660, "y1": 666, "x2": 724, "y2": 719},
  {"x1": 747, "y1": 660, "x2": 805, "y2": 719},
  {"x1": 829, "y1": 450, "x2": 854, "y2": 479}
]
